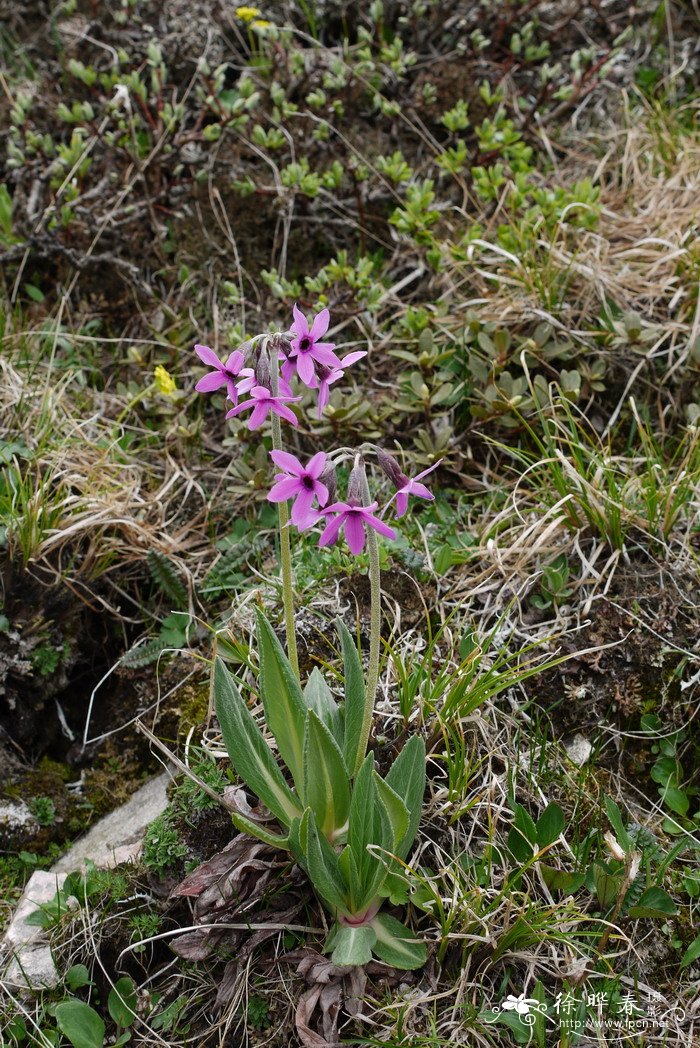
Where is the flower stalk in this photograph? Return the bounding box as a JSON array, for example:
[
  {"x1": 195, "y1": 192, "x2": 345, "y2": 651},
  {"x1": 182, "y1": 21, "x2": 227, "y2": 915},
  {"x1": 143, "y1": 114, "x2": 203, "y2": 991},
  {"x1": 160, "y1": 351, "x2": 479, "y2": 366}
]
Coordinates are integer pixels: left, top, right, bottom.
[{"x1": 360, "y1": 464, "x2": 381, "y2": 746}]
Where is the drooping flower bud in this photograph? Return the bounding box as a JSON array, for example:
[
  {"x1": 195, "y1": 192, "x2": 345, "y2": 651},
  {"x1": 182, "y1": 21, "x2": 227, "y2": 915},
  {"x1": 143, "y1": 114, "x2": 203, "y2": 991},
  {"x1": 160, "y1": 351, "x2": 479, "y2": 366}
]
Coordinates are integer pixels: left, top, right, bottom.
[
  {"x1": 375, "y1": 447, "x2": 406, "y2": 488},
  {"x1": 318, "y1": 460, "x2": 337, "y2": 504},
  {"x1": 254, "y1": 344, "x2": 272, "y2": 390},
  {"x1": 347, "y1": 456, "x2": 366, "y2": 506}
]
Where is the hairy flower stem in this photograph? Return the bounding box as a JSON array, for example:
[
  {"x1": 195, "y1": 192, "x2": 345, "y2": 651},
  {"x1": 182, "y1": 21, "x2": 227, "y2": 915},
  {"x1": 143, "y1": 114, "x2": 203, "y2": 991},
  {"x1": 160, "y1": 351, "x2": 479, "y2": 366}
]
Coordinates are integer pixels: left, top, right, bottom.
[
  {"x1": 361, "y1": 468, "x2": 381, "y2": 745},
  {"x1": 269, "y1": 338, "x2": 299, "y2": 679}
]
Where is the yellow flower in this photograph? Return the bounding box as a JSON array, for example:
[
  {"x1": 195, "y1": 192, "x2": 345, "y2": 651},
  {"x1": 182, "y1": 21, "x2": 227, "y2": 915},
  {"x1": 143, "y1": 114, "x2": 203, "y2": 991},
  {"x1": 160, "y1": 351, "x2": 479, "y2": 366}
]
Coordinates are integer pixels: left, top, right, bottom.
[
  {"x1": 154, "y1": 365, "x2": 177, "y2": 397},
  {"x1": 251, "y1": 18, "x2": 271, "y2": 29},
  {"x1": 235, "y1": 5, "x2": 261, "y2": 21}
]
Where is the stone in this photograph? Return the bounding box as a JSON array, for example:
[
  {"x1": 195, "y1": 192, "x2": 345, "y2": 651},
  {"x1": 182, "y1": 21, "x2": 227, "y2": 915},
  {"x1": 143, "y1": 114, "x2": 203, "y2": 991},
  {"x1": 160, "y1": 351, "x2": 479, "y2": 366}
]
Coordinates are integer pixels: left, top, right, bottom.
[
  {"x1": 1, "y1": 870, "x2": 66, "y2": 990},
  {"x1": 51, "y1": 772, "x2": 171, "y2": 873},
  {"x1": 565, "y1": 734, "x2": 593, "y2": 767}
]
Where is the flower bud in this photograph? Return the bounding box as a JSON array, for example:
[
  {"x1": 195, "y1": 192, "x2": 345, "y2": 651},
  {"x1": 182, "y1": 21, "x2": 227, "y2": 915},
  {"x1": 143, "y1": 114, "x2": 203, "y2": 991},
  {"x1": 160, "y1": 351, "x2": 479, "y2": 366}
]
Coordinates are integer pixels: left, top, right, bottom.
[
  {"x1": 376, "y1": 447, "x2": 406, "y2": 488},
  {"x1": 347, "y1": 457, "x2": 366, "y2": 505},
  {"x1": 254, "y1": 345, "x2": 272, "y2": 390},
  {"x1": 319, "y1": 460, "x2": 337, "y2": 504}
]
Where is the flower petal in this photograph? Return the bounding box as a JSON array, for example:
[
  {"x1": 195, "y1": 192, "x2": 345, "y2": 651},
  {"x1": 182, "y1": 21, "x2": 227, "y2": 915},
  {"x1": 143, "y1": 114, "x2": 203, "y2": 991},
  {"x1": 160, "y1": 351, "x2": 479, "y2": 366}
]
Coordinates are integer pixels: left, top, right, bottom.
[
  {"x1": 414, "y1": 461, "x2": 442, "y2": 482},
  {"x1": 291, "y1": 303, "x2": 309, "y2": 337},
  {"x1": 290, "y1": 487, "x2": 316, "y2": 527},
  {"x1": 340, "y1": 350, "x2": 367, "y2": 367},
  {"x1": 311, "y1": 345, "x2": 341, "y2": 368},
  {"x1": 195, "y1": 344, "x2": 223, "y2": 368},
  {"x1": 310, "y1": 308, "x2": 330, "y2": 339},
  {"x1": 273, "y1": 401, "x2": 299, "y2": 427},
  {"x1": 365, "y1": 514, "x2": 397, "y2": 542},
  {"x1": 408, "y1": 482, "x2": 434, "y2": 501},
  {"x1": 344, "y1": 512, "x2": 366, "y2": 555},
  {"x1": 315, "y1": 481, "x2": 329, "y2": 507},
  {"x1": 394, "y1": 492, "x2": 408, "y2": 517},
  {"x1": 224, "y1": 350, "x2": 245, "y2": 374},
  {"x1": 318, "y1": 513, "x2": 345, "y2": 548},
  {"x1": 296, "y1": 353, "x2": 316, "y2": 386},
  {"x1": 306, "y1": 451, "x2": 327, "y2": 479},
  {"x1": 248, "y1": 402, "x2": 269, "y2": 429},
  {"x1": 268, "y1": 476, "x2": 303, "y2": 502},
  {"x1": 270, "y1": 450, "x2": 304, "y2": 476},
  {"x1": 195, "y1": 372, "x2": 228, "y2": 392}
]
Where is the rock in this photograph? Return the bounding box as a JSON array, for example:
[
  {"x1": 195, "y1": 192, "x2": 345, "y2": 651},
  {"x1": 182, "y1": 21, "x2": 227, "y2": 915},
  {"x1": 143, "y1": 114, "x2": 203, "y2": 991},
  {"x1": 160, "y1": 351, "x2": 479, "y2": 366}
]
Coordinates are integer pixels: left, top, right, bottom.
[
  {"x1": 565, "y1": 734, "x2": 593, "y2": 767},
  {"x1": 0, "y1": 799, "x2": 38, "y2": 848},
  {"x1": 1, "y1": 870, "x2": 66, "y2": 990},
  {"x1": 51, "y1": 772, "x2": 171, "y2": 873}
]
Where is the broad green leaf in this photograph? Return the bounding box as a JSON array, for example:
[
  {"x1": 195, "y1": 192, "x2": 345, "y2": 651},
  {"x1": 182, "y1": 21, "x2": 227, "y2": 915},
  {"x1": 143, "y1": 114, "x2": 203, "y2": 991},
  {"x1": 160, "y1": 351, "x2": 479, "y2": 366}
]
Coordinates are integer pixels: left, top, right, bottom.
[
  {"x1": 54, "y1": 1001, "x2": 105, "y2": 1048},
  {"x1": 288, "y1": 814, "x2": 304, "y2": 864},
  {"x1": 303, "y1": 668, "x2": 342, "y2": 744},
  {"x1": 369, "y1": 913, "x2": 427, "y2": 970},
  {"x1": 680, "y1": 931, "x2": 700, "y2": 968},
  {"x1": 373, "y1": 773, "x2": 409, "y2": 851},
  {"x1": 337, "y1": 617, "x2": 368, "y2": 776},
  {"x1": 303, "y1": 710, "x2": 350, "y2": 839},
  {"x1": 214, "y1": 659, "x2": 301, "y2": 826},
  {"x1": 303, "y1": 810, "x2": 350, "y2": 914},
  {"x1": 256, "y1": 610, "x2": 307, "y2": 793},
  {"x1": 230, "y1": 810, "x2": 289, "y2": 849},
  {"x1": 328, "y1": 923, "x2": 376, "y2": 966},
  {"x1": 385, "y1": 735, "x2": 426, "y2": 859},
  {"x1": 628, "y1": 886, "x2": 677, "y2": 919},
  {"x1": 348, "y1": 754, "x2": 393, "y2": 909},
  {"x1": 604, "y1": 796, "x2": 632, "y2": 852},
  {"x1": 65, "y1": 964, "x2": 92, "y2": 990},
  {"x1": 539, "y1": 864, "x2": 586, "y2": 894},
  {"x1": 594, "y1": 865, "x2": 621, "y2": 909},
  {"x1": 338, "y1": 846, "x2": 363, "y2": 913},
  {"x1": 535, "y1": 802, "x2": 565, "y2": 847},
  {"x1": 108, "y1": 977, "x2": 137, "y2": 1028}
]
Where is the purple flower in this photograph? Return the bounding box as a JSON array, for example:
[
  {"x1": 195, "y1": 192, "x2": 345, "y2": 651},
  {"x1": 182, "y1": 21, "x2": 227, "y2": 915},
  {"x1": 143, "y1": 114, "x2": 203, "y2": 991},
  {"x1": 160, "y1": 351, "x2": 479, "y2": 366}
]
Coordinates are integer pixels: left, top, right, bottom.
[
  {"x1": 308, "y1": 351, "x2": 367, "y2": 418},
  {"x1": 394, "y1": 462, "x2": 441, "y2": 517},
  {"x1": 287, "y1": 305, "x2": 342, "y2": 386},
  {"x1": 319, "y1": 501, "x2": 396, "y2": 555},
  {"x1": 225, "y1": 385, "x2": 300, "y2": 430},
  {"x1": 194, "y1": 345, "x2": 253, "y2": 405},
  {"x1": 267, "y1": 450, "x2": 329, "y2": 530}
]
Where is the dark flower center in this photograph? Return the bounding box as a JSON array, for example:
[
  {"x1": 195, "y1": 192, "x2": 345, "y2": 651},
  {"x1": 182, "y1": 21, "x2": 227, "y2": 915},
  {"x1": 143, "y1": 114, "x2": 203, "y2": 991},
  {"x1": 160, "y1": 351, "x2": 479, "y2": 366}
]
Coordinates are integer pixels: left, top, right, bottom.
[
  {"x1": 299, "y1": 335, "x2": 312, "y2": 352},
  {"x1": 302, "y1": 474, "x2": 315, "y2": 490}
]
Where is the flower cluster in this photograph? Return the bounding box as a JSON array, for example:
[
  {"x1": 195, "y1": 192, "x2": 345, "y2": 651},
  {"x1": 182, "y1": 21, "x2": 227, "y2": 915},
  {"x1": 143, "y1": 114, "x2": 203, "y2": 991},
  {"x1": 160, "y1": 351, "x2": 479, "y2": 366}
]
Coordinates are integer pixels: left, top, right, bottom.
[
  {"x1": 194, "y1": 306, "x2": 365, "y2": 429},
  {"x1": 193, "y1": 308, "x2": 439, "y2": 556}
]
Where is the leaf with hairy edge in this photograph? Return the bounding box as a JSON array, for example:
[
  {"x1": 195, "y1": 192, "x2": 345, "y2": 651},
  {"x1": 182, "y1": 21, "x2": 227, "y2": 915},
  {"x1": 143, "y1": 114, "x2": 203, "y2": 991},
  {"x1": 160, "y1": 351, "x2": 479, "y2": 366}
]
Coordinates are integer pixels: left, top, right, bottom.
[
  {"x1": 338, "y1": 846, "x2": 363, "y2": 914},
  {"x1": 214, "y1": 659, "x2": 301, "y2": 827},
  {"x1": 303, "y1": 810, "x2": 350, "y2": 914},
  {"x1": 288, "y1": 815, "x2": 304, "y2": 865},
  {"x1": 337, "y1": 617, "x2": 368, "y2": 777},
  {"x1": 369, "y1": 913, "x2": 427, "y2": 970},
  {"x1": 328, "y1": 923, "x2": 377, "y2": 967},
  {"x1": 385, "y1": 735, "x2": 426, "y2": 859},
  {"x1": 256, "y1": 610, "x2": 307, "y2": 795},
  {"x1": 374, "y1": 773, "x2": 409, "y2": 851},
  {"x1": 303, "y1": 668, "x2": 342, "y2": 744},
  {"x1": 348, "y1": 753, "x2": 393, "y2": 908},
  {"x1": 303, "y1": 710, "x2": 350, "y2": 839},
  {"x1": 230, "y1": 811, "x2": 289, "y2": 849}
]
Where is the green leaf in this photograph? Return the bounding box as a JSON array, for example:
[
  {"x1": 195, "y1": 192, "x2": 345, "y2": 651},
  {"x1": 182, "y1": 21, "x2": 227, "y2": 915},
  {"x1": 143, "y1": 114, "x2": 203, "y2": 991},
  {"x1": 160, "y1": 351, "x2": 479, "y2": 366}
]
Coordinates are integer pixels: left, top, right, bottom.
[
  {"x1": 65, "y1": 964, "x2": 92, "y2": 990},
  {"x1": 660, "y1": 785, "x2": 689, "y2": 817},
  {"x1": 337, "y1": 617, "x2": 369, "y2": 777},
  {"x1": 303, "y1": 710, "x2": 350, "y2": 839},
  {"x1": 108, "y1": 978, "x2": 137, "y2": 1028},
  {"x1": 539, "y1": 864, "x2": 586, "y2": 894},
  {"x1": 536, "y1": 802, "x2": 565, "y2": 847},
  {"x1": 256, "y1": 610, "x2": 307, "y2": 792},
  {"x1": 214, "y1": 659, "x2": 301, "y2": 826},
  {"x1": 384, "y1": 735, "x2": 426, "y2": 860},
  {"x1": 54, "y1": 1001, "x2": 105, "y2": 1048},
  {"x1": 604, "y1": 796, "x2": 632, "y2": 852},
  {"x1": 680, "y1": 931, "x2": 700, "y2": 968},
  {"x1": 348, "y1": 754, "x2": 391, "y2": 906},
  {"x1": 303, "y1": 668, "x2": 342, "y2": 744},
  {"x1": 230, "y1": 810, "x2": 289, "y2": 848},
  {"x1": 373, "y1": 773, "x2": 409, "y2": 852},
  {"x1": 594, "y1": 865, "x2": 621, "y2": 909},
  {"x1": 328, "y1": 923, "x2": 376, "y2": 966},
  {"x1": 369, "y1": 913, "x2": 427, "y2": 970},
  {"x1": 628, "y1": 887, "x2": 678, "y2": 919},
  {"x1": 303, "y1": 810, "x2": 350, "y2": 914},
  {"x1": 338, "y1": 846, "x2": 363, "y2": 913}
]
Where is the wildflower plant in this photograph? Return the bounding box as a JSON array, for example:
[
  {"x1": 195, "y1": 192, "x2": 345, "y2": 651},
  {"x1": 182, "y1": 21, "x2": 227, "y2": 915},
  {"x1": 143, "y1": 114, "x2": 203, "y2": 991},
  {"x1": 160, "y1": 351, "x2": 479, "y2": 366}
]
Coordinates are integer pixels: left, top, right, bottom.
[{"x1": 194, "y1": 307, "x2": 440, "y2": 968}]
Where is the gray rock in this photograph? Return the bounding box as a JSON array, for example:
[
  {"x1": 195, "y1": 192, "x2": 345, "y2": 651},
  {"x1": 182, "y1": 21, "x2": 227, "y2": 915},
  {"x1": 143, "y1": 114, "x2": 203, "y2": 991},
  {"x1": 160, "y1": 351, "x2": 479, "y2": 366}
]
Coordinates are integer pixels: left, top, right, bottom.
[
  {"x1": 51, "y1": 772, "x2": 171, "y2": 873},
  {"x1": 1, "y1": 870, "x2": 66, "y2": 990}
]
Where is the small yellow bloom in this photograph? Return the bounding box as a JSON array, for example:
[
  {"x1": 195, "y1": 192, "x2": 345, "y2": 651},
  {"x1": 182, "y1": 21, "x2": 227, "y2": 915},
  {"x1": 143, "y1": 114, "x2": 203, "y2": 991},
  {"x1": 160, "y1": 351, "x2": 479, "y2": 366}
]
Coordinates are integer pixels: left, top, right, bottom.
[
  {"x1": 154, "y1": 365, "x2": 177, "y2": 397},
  {"x1": 251, "y1": 18, "x2": 271, "y2": 29},
  {"x1": 235, "y1": 5, "x2": 261, "y2": 21}
]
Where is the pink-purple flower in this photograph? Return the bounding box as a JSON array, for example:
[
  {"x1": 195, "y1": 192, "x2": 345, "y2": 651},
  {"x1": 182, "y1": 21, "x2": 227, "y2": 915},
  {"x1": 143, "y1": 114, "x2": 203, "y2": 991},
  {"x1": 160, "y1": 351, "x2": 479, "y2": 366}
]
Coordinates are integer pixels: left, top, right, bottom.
[
  {"x1": 319, "y1": 501, "x2": 396, "y2": 555},
  {"x1": 225, "y1": 385, "x2": 300, "y2": 430},
  {"x1": 194, "y1": 345, "x2": 253, "y2": 405},
  {"x1": 308, "y1": 351, "x2": 367, "y2": 418},
  {"x1": 393, "y1": 462, "x2": 441, "y2": 517},
  {"x1": 267, "y1": 451, "x2": 329, "y2": 530},
  {"x1": 287, "y1": 306, "x2": 342, "y2": 386}
]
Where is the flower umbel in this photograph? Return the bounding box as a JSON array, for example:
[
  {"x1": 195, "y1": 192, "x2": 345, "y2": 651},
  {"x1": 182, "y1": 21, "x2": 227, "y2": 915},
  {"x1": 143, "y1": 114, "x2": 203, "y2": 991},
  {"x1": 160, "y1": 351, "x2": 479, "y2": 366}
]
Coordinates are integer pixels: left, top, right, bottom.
[
  {"x1": 225, "y1": 385, "x2": 300, "y2": 430},
  {"x1": 267, "y1": 450, "x2": 329, "y2": 530},
  {"x1": 319, "y1": 501, "x2": 396, "y2": 555}
]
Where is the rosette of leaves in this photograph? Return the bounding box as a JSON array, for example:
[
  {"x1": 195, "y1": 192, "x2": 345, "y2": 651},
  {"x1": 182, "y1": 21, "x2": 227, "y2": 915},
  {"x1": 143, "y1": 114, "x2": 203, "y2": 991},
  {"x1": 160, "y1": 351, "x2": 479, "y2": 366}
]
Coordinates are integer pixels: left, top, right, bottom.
[{"x1": 214, "y1": 609, "x2": 427, "y2": 969}]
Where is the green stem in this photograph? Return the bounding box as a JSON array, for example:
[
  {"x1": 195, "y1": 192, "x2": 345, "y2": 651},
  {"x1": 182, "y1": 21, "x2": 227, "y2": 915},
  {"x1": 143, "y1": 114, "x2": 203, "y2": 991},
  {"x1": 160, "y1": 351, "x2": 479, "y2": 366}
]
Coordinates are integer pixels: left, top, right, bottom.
[
  {"x1": 270, "y1": 343, "x2": 299, "y2": 679},
  {"x1": 361, "y1": 471, "x2": 381, "y2": 727}
]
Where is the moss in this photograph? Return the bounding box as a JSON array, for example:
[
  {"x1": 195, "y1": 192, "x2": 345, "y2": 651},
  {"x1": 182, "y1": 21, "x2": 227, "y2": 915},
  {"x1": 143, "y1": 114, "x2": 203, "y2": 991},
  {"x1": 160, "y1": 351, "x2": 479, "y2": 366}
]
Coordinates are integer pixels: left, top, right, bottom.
[{"x1": 173, "y1": 680, "x2": 211, "y2": 737}]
